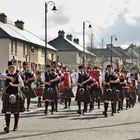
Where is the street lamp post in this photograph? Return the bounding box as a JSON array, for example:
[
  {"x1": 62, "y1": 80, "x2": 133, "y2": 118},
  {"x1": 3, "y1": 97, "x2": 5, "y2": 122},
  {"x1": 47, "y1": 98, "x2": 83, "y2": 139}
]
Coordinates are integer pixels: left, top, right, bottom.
[
  {"x1": 83, "y1": 20, "x2": 92, "y2": 66},
  {"x1": 110, "y1": 35, "x2": 117, "y2": 66},
  {"x1": 45, "y1": 1, "x2": 57, "y2": 65}
]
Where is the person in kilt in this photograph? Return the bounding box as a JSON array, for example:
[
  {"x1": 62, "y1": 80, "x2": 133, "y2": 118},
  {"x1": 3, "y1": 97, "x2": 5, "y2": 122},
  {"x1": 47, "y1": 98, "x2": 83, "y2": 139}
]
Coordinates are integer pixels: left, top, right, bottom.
[
  {"x1": 34, "y1": 70, "x2": 44, "y2": 107},
  {"x1": 117, "y1": 68, "x2": 127, "y2": 111},
  {"x1": 127, "y1": 72, "x2": 137, "y2": 108},
  {"x1": 42, "y1": 65, "x2": 60, "y2": 115},
  {"x1": 75, "y1": 65, "x2": 92, "y2": 115},
  {"x1": 62, "y1": 66, "x2": 74, "y2": 109},
  {"x1": 20, "y1": 61, "x2": 36, "y2": 111},
  {"x1": 88, "y1": 74, "x2": 99, "y2": 112},
  {"x1": 51, "y1": 61, "x2": 61, "y2": 112},
  {"x1": 0, "y1": 61, "x2": 25, "y2": 133},
  {"x1": 103, "y1": 65, "x2": 120, "y2": 117},
  {"x1": 91, "y1": 66, "x2": 103, "y2": 109}
]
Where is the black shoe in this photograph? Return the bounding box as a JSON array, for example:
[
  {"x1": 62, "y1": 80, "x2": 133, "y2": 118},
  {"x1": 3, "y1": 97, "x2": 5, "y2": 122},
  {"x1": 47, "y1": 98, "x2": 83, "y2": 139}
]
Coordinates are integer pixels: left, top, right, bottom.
[
  {"x1": 89, "y1": 109, "x2": 92, "y2": 112},
  {"x1": 4, "y1": 127, "x2": 9, "y2": 133},
  {"x1": 13, "y1": 126, "x2": 18, "y2": 131},
  {"x1": 77, "y1": 110, "x2": 81, "y2": 115},
  {"x1": 51, "y1": 112, "x2": 54, "y2": 115},
  {"x1": 44, "y1": 110, "x2": 47, "y2": 115},
  {"x1": 103, "y1": 111, "x2": 107, "y2": 117}
]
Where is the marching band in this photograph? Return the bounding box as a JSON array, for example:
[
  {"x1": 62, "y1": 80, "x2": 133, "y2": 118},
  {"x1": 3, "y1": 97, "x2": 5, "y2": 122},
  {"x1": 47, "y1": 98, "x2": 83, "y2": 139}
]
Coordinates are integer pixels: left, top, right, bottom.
[{"x1": 0, "y1": 60, "x2": 140, "y2": 133}]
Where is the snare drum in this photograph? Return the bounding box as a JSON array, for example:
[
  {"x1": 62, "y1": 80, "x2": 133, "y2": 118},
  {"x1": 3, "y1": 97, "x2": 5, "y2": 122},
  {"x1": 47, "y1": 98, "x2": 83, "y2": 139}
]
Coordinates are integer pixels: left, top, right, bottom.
[{"x1": 34, "y1": 86, "x2": 44, "y2": 97}]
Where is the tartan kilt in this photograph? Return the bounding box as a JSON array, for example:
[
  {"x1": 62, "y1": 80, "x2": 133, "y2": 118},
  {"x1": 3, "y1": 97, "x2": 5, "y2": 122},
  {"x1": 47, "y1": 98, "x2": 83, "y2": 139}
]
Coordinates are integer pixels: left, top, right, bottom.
[
  {"x1": 21, "y1": 86, "x2": 36, "y2": 99},
  {"x1": 89, "y1": 86, "x2": 96, "y2": 101},
  {"x1": 33, "y1": 87, "x2": 44, "y2": 97},
  {"x1": 118, "y1": 89, "x2": 125, "y2": 100},
  {"x1": 103, "y1": 88, "x2": 112, "y2": 101},
  {"x1": 110, "y1": 89, "x2": 119, "y2": 102},
  {"x1": 122, "y1": 87, "x2": 130, "y2": 99},
  {"x1": 75, "y1": 86, "x2": 91, "y2": 103},
  {"x1": 43, "y1": 86, "x2": 58, "y2": 101},
  {"x1": 62, "y1": 88, "x2": 74, "y2": 99},
  {"x1": 94, "y1": 87, "x2": 103, "y2": 101},
  {"x1": 130, "y1": 87, "x2": 137, "y2": 100},
  {"x1": 2, "y1": 93, "x2": 25, "y2": 113}
]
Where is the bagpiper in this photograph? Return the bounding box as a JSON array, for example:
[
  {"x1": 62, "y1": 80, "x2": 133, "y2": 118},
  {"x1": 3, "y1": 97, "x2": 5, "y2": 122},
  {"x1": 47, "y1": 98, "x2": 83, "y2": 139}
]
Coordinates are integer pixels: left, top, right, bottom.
[
  {"x1": 75, "y1": 65, "x2": 92, "y2": 115},
  {"x1": 103, "y1": 65, "x2": 120, "y2": 117},
  {"x1": 42, "y1": 65, "x2": 60, "y2": 115},
  {"x1": 20, "y1": 61, "x2": 36, "y2": 111},
  {"x1": 0, "y1": 61, "x2": 25, "y2": 133}
]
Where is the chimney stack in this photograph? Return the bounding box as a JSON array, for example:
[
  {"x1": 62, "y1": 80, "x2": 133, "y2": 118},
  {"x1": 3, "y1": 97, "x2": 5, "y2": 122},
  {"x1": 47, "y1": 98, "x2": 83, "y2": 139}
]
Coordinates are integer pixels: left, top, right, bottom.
[
  {"x1": 66, "y1": 34, "x2": 72, "y2": 41},
  {"x1": 0, "y1": 13, "x2": 7, "y2": 23},
  {"x1": 15, "y1": 20, "x2": 24, "y2": 30},
  {"x1": 58, "y1": 30, "x2": 65, "y2": 38}
]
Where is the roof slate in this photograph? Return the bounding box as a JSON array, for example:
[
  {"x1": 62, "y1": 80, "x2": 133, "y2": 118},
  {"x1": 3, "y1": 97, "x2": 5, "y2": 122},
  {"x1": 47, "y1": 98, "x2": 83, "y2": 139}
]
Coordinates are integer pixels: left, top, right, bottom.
[
  {"x1": 0, "y1": 21, "x2": 56, "y2": 51},
  {"x1": 49, "y1": 36, "x2": 95, "y2": 56}
]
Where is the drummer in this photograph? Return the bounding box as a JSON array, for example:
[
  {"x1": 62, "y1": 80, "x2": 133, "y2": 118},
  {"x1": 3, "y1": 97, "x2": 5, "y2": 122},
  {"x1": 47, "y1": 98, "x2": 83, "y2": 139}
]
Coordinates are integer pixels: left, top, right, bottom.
[{"x1": 34, "y1": 70, "x2": 44, "y2": 107}]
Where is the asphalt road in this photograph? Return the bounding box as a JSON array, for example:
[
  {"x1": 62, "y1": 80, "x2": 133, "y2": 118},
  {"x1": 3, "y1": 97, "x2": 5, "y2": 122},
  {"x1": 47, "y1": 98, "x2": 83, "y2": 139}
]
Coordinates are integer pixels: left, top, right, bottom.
[{"x1": 0, "y1": 96, "x2": 140, "y2": 140}]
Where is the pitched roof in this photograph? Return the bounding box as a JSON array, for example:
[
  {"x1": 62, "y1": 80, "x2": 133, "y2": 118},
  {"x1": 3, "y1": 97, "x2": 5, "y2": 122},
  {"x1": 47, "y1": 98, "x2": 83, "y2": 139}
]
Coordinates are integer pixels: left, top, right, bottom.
[
  {"x1": 113, "y1": 46, "x2": 131, "y2": 58},
  {"x1": 0, "y1": 21, "x2": 57, "y2": 51},
  {"x1": 49, "y1": 36, "x2": 96, "y2": 56},
  {"x1": 92, "y1": 47, "x2": 121, "y2": 57},
  {"x1": 125, "y1": 45, "x2": 139, "y2": 59}
]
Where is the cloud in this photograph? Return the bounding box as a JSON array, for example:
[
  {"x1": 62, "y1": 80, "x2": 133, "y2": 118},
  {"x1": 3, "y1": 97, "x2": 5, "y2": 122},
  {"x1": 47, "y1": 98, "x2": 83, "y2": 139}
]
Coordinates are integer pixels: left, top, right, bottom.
[
  {"x1": 98, "y1": 14, "x2": 140, "y2": 46},
  {"x1": 48, "y1": 5, "x2": 70, "y2": 27}
]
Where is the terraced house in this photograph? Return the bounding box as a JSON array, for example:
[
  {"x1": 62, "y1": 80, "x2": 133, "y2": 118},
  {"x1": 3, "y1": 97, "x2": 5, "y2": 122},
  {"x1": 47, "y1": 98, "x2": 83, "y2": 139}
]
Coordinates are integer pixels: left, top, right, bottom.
[{"x1": 0, "y1": 13, "x2": 57, "y2": 72}]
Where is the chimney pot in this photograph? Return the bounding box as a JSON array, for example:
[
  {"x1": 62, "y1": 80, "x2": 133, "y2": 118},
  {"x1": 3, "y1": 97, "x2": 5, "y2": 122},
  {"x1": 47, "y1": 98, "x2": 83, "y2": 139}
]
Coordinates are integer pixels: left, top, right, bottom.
[
  {"x1": 66, "y1": 34, "x2": 72, "y2": 41},
  {"x1": 73, "y1": 38, "x2": 79, "y2": 44},
  {"x1": 58, "y1": 30, "x2": 65, "y2": 38},
  {"x1": 0, "y1": 13, "x2": 7, "y2": 23},
  {"x1": 15, "y1": 20, "x2": 24, "y2": 30}
]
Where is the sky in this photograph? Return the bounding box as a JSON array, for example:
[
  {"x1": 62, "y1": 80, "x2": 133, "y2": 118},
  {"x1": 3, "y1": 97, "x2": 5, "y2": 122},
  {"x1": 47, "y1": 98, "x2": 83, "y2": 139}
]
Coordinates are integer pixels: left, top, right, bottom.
[{"x1": 0, "y1": 0, "x2": 140, "y2": 48}]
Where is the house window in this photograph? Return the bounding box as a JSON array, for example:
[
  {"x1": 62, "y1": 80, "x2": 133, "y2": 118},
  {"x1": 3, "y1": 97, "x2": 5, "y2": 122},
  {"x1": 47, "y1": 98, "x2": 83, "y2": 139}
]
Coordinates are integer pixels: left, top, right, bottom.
[
  {"x1": 15, "y1": 41, "x2": 17, "y2": 55},
  {"x1": 31, "y1": 46, "x2": 35, "y2": 54},
  {"x1": 11, "y1": 40, "x2": 14, "y2": 54}
]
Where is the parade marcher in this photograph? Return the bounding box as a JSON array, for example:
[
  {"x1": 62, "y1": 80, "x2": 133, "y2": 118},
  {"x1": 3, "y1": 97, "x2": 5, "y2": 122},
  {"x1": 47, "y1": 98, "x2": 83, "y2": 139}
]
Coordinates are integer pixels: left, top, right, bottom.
[
  {"x1": 103, "y1": 65, "x2": 120, "y2": 117},
  {"x1": 91, "y1": 66, "x2": 103, "y2": 109},
  {"x1": 127, "y1": 67, "x2": 139, "y2": 107},
  {"x1": 34, "y1": 70, "x2": 44, "y2": 107},
  {"x1": 75, "y1": 65, "x2": 92, "y2": 115},
  {"x1": 0, "y1": 61, "x2": 25, "y2": 133},
  {"x1": 117, "y1": 68, "x2": 127, "y2": 111},
  {"x1": 88, "y1": 73, "x2": 99, "y2": 112},
  {"x1": 62, "y1": 66, "x2": 74, "y2": 109},
  {"x1": 21, "y1": 61, "x2": 36, "y2": 111},
  {"x1": 42, "y1": 65, "x2": 60, "y2": 115},
  {"x1": 51, "y1": 61, "x2": 61, "y2": 112}
]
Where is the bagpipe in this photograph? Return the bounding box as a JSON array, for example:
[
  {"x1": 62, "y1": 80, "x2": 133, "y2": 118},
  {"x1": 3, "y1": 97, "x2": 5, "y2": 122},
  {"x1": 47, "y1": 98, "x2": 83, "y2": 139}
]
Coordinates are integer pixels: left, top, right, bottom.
[
  {"x1": 21, "y1": 70, "x2": 35, "y2": 94},
  {"x1": 0, "y1": 70, "x2": 24, "y2": 104}
]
